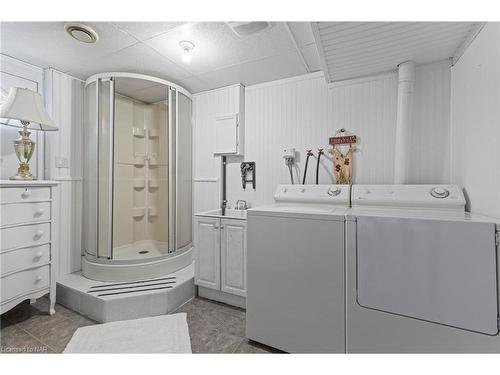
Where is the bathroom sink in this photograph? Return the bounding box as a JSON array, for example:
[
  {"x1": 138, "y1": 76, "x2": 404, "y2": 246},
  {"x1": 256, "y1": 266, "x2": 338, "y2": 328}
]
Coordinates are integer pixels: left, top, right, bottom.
[{"x1": 196, "y1": 208, "x2": 247, "y2": 219}]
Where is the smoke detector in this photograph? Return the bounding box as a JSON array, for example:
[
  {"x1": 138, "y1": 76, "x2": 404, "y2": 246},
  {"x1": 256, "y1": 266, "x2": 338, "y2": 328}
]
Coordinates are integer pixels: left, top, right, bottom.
[
  {"x1": 64, "y1": 23, "x2": 99, "y2": 43},
  {"x1": 226, "y1": 22, "x2": 273, "y2": 37}
]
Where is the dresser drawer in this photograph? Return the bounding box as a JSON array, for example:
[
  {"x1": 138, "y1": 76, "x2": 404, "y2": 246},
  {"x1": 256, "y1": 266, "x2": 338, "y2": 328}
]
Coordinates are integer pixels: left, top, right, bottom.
[
  {"x1": 0, "y1": 187, "x2": 51, "y2": 203},
  {"x1": 1, "y1": 265, "x2": 49, "y2": 303},
  {"x1": 1, "y1": 202, "x2": 51, "y2": 226},
  {"x1": 1, "y1": 222, "x2": 50, "y2": 251},
  {"x1": 1, "y1": 244, "x2": 50, "y2": 276}
]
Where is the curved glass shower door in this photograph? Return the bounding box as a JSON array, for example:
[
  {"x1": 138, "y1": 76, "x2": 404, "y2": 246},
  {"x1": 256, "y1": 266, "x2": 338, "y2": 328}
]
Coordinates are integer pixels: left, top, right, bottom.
[{"x1": 83, "y1": 74, "x2": 192, "y2": 263}]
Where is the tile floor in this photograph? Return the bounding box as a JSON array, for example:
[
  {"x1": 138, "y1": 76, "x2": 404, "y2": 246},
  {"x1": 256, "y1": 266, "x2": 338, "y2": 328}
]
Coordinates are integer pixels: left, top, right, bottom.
[{"x1": 0, "y1": 295, "x2": 281, "y2": 354}]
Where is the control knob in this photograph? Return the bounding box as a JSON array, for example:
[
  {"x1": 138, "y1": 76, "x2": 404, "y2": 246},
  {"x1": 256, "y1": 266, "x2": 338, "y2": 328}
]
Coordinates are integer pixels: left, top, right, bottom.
[
  {"x1": 327, "y1": 186, "x2": 341, "y2": 197},
  {"x1": 430, "y1": 187, "x2": 450, "y2": 198}
]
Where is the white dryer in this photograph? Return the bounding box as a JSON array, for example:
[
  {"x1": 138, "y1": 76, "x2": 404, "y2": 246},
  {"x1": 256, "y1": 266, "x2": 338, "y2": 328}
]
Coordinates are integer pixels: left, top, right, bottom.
[
  {"x1": 346, "y1": 184, "x2": 500, "y2": 352},
  {"x1": 246, "y1": 184, "x2": 350, "y2": 353}
]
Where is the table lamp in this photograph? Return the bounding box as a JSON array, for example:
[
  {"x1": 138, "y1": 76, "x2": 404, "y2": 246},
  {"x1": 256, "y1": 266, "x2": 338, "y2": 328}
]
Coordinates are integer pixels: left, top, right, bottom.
[{"x1": 0, "y1": 87, "x2": 58, "y2": 180}]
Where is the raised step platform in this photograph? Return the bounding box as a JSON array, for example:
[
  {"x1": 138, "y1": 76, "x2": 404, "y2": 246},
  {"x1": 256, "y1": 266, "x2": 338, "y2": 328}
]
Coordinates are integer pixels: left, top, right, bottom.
[{"x1": 56, "y1": 262, "x2": 195, "y2": 323}]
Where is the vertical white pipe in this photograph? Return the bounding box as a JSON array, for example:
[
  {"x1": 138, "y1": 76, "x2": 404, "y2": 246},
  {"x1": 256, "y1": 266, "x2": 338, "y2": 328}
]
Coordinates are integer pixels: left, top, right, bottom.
[{"x1": 394, "y1": 61, "x2": 415, "y2": 184}]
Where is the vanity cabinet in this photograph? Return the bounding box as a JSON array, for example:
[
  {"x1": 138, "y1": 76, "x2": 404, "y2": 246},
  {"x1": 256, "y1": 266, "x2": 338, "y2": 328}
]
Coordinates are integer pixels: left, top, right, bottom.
[
  {"x1": 220, "y1": 218, "x2": 246, "y2": 297},
  {"x1": 194, "y1": 216, "x2": 221, "y2": 290},
  {"x1": 194, "y1": 215, "x2": 247, "y2": 301}
]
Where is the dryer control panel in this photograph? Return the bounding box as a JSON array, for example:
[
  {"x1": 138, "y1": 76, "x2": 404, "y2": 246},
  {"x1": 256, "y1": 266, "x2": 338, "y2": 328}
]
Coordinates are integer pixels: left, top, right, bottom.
[
  {"x1": 274, "y1": 184, "x2": 351, "y2": 206},
  {"x1": 351, "y1": 184, "x2": 466, "y2": 211}
]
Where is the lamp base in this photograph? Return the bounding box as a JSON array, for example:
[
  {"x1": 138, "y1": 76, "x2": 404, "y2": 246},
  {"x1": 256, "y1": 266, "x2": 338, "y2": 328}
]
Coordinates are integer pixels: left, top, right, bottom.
[
  {"x1": 10, "y1": 121, "x2": 37, "y2": 180},
  {"x1": 10, "y1": 162, "x2": 37, "y2": 180}
]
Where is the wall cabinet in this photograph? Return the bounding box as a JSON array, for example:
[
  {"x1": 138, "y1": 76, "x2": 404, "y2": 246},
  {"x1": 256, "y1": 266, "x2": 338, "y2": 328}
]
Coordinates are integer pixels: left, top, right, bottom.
[
  {"x1": 212, "y1": 84, "x2": 245, "y2": 156},
  {"x1": 194, "y1": 215, "x2": 246, "y2": 298}
]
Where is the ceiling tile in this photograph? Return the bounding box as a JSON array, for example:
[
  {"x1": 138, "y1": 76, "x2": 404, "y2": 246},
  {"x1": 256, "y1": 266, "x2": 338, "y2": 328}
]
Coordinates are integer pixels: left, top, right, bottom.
[
  {"x1": 176, "y1": 75, "x2": 213, "y2": 93},
  {"x1": 114, "y1": 77, "x2": 160, "y2": 94},
  {"x1": 196, "y1": 49, "x2": 307, "y2": 89},
  {"x1": 128, "y1": 84, "x2": 169, "y2": 103},
  {"x1": 144, "y1": 22, "x2": 297, "y2": 76},
  {"x1": 300, "y1": 44, "x2": 321, "y2": 72},
  {"x1": 112, "y1": 22, "x2": 186, "y2": 41},
  {"x1": 288, "y1": 22, "x2": 316, "y2": 47},
  {"x1": 0, "y1": 22, "x2": 137, "y2": 72},
  {"x1": 66, "y1": 42, "x2": 192, "y2": 84}
]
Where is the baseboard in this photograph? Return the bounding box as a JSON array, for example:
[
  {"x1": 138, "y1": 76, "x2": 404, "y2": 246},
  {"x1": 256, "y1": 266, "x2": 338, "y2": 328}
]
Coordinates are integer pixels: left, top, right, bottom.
[{"x1": 198, "y1": 286, "x2": 246, "y2": 309}]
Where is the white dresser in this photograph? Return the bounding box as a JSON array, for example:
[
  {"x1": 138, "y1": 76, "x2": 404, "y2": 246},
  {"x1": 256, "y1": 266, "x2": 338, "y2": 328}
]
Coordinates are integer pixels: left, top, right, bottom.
[{"x1": 1, "y1": 180, "x2": 59, "y2": 315}]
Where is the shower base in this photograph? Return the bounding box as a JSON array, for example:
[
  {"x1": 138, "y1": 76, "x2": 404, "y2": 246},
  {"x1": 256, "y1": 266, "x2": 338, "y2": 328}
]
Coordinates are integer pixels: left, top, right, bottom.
[
  {"x1": 82, "y1": 246, "x2": 193, "y2": 282},
  {"x1": 56, "y1": 262, "x2": 195, "y2": 323},
  {"x1": 113, "y1": 240, "x2": 168, "y2": 260}
]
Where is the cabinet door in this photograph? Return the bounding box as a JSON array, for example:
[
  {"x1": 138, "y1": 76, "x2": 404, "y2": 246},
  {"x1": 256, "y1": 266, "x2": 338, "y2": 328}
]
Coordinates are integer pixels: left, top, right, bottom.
[
  {"x1": 194, "y1": 217, "x2": 221, "y2": 290},
  {"x1": 221, "y1": 219, "x2": 247, "y2": 296},
  {"x1": 214, "y1": 114, "x2": 238, "y2": 154}
]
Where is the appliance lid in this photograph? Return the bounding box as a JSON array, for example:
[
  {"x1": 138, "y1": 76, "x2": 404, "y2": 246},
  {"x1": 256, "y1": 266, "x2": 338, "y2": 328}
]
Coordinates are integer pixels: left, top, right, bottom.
[
  {"x1": 351, "y1": 184, "x2": 465, "y2": 212},
  {"x1": 273, "y1": 184, "x2": 351, "y2": 207},
  {"x1": 247, "y1": 204, "x2": 348, "y2": 221}
]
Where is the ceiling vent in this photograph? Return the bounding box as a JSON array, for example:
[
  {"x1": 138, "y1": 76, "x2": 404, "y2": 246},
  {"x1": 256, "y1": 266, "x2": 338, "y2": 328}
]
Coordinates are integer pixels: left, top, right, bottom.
[
  {"x1": 64, "y1": 22, "x2": 99, "y2": 44},
  {"x1": 226, "y1": 22, "x2": 273, "y2": 37}
]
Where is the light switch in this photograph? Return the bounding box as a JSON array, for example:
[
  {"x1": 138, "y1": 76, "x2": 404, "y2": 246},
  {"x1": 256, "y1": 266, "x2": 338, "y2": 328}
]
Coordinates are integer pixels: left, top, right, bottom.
[{"x1": 55, "y1": 157, "x2": 69, "y2": 168}]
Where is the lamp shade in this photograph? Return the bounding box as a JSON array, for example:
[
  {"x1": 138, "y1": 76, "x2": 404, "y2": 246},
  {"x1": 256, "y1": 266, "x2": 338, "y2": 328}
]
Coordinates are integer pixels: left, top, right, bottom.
[{"x1": 0, "y1": 87, "x2": 58, "y2": 131}]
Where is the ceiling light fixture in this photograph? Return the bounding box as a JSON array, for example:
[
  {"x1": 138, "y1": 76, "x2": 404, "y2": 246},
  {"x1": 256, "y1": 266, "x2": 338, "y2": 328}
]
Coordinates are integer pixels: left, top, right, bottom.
[
  {"x1": 64, "y1": 22, "x2": 99, "y2": 44},
  {"x1": 179, "y1": 40, "x2": 195, "y2": 64}
]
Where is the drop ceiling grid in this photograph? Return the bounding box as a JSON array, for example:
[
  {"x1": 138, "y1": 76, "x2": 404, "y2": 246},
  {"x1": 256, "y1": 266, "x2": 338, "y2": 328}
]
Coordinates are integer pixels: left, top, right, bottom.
[
  {"x1": 315, "y1": 21, "x2": 477, "y2": 82},
  {"x1": 0, "y1": 22, "x2": 314, "y2": 93}
]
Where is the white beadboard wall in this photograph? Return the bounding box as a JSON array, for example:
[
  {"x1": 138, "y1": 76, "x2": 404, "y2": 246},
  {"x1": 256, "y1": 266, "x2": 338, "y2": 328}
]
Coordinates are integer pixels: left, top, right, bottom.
[
  {"x1": 194, "y1": 62, "x2": 453, "y2": 210},
  {"x1": 451, "y1": 23, "x2": 500, "y2": 218},
  {"x1": 409, "y1": 59, "x2": 452, "y2": 184},
  {"x1": 44, "y1": 69, "x2": 84, "y2": 276},
  {"x1": 193, "y1": 85, "x2": 242, "y2": 213}
]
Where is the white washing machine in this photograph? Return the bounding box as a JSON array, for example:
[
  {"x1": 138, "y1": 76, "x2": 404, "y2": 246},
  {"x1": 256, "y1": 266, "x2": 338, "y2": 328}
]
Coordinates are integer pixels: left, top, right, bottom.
[
  {"x1": 346, "y1": 184, "x2": 500, "y2": 352},
  {"x1": 246, "y1": 184, "x2": 350, "y2": 353}
]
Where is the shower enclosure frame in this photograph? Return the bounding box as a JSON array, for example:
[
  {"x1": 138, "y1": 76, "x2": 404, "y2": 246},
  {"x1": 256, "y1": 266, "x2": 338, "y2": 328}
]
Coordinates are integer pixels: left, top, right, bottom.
[{"x1": 82, "y1": 72, "x2": 193, "y2": 281}]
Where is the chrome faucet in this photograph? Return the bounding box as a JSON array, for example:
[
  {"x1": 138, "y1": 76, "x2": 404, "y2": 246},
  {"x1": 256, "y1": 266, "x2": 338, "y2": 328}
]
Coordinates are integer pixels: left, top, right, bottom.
[{"x1": 235, "y1": 200, "x2": 248, "y2": 210}]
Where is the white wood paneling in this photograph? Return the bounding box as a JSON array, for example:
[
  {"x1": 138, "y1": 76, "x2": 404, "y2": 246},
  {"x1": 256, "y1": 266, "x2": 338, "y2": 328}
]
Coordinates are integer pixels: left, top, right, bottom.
[
  {"x1": 329, "y1": 73, "x2": 398, "y2": 185},
  {"x1": 313, "y1": 22, "x2": 478, "y2": 82},
  {"x1": 194, "y1": 65, "x2": 453, "y2": 211},
  {"x1": 193, "y1": 85, "x2": 242, "y2": 213},
  {"x1": 44, "y1": 69, "x2": 84, "y2": 275},
  {"x1": 0, "y1": 54, "x2": 45, "y2": 180},
  {"x1": 225, "y1": 72, "x2": 399, "y2": 207},
  {"x1": 409, "y1": 60, "x2": 452, "y2": 184},
  {"x1": 451, "y1": 23, "x2": 500, "y2": 218}
]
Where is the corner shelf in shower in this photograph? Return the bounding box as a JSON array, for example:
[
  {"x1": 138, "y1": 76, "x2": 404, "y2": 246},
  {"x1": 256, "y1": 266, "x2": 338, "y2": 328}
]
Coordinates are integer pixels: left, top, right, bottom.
[
  {"x1": 149, "y1": 157, "x2": 160, "y2": 166},
  {"x1": 148, "y1": 179, "x2": 159, "y2": 189},
  {"x1": 132, "y1": 127, "x2": 146, "y2": 138},
  {"x1": 133, "y1": 153, "x2": 146, "y2": 166},
  {"x1": 133, "y1": 179, "x2": 146, "y2": 189},
  {"x1": 132, "y1": 207, "x2": 146, "y2": 218},
  {"x1": 148, "y1": 129, "x2": 159, "y2": 138},
  {"x1": 148, "y1": 207, "x2": 158, "y2": 217}
]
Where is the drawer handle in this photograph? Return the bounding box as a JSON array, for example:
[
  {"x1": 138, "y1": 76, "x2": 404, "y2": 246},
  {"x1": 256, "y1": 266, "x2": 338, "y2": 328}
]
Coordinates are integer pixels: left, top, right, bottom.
[
  {"x1": 34, "y1": 251, "x2": 43, "y2": 259},
  {"x1": 22, "y1": 189, "x2": 32, "y2": 199},
  {"x1": 34, "y1": 230, "x2": 44, "y2": 240},
  {"x1": 34, "y1": 208, "x2": 45, "y2": 216},
  {"x1": 35, "y1": 275, "x2": 43, "y2": 283}
]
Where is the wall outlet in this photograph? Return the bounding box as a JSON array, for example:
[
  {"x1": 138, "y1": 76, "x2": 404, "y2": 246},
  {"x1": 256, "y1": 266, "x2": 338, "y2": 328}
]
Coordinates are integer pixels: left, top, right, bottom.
[
  {"x1": 282, "y1": 148, "x2": 295, "y2": 160},
  {"x1": 55, "y1": 157, "x2": 69, "y2": 168}
]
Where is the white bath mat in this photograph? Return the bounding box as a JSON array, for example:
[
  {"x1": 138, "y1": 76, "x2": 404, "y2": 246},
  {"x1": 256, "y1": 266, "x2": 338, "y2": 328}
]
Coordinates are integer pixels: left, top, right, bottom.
[{"x1": 64, "y1": 313, "x2": 192, "y2": 353}]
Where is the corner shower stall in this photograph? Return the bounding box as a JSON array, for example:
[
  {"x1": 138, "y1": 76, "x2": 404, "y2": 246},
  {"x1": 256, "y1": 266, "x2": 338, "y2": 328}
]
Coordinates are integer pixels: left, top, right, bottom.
[{"x1": 82, "y1": 73, "x2": 193, "y2": 281}]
